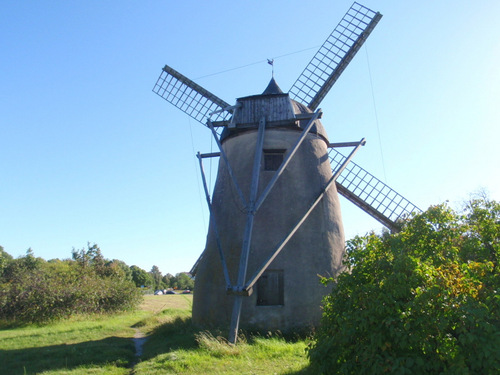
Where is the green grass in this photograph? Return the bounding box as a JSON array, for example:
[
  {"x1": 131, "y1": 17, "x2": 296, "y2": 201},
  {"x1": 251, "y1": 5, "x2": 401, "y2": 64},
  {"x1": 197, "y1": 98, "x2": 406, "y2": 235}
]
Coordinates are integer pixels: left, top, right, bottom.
[
  {"x1": 136, "y1": 331, "x2": 313, "y2": 375},
  {"x1": 0, "y1": 294, "x2": 315, "y2": 374},
  {"x1": 0, "y1": 309, "x2": 147, "y2": 374}
]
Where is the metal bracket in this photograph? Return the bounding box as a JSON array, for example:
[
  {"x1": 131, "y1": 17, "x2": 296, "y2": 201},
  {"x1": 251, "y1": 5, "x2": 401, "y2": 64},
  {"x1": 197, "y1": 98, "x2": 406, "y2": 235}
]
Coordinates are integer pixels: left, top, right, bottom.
[
  {"x1": 329, "y1": 140, "x2": 367, "y2": 148},
  {"x1": 227, "y1": 286, "x2": 254, "y2": 296}
]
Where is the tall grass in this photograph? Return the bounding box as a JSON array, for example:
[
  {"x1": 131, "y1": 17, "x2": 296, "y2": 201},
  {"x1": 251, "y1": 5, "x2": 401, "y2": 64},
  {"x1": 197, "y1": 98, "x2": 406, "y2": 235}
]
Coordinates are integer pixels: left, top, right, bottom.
[{"x1": 0, "y1": 294, "x2": 315, "y2": 374}]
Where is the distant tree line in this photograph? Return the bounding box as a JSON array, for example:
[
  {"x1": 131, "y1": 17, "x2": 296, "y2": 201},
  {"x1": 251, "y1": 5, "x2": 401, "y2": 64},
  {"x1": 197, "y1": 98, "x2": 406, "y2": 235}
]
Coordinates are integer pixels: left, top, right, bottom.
[
  {"x1": 130, "y1": 264, "x2": 194, "y2": 291},
  {"x1": 0, "y1": 243, "x2": 193, "y2": 324}
]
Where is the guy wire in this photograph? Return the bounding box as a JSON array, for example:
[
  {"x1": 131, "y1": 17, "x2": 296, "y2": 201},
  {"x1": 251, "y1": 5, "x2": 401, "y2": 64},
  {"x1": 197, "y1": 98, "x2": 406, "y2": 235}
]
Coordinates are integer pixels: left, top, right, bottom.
[{"x1": 365, "y1": 45, "x2": 388, "y2": 183}]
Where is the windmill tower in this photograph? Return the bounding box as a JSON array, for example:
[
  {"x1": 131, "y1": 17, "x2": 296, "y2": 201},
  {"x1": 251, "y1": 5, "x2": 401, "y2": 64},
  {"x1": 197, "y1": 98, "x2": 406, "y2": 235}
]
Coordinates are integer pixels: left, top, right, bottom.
[{"x1": 153, "y1": 2, "x2": 420, "y2": 343}]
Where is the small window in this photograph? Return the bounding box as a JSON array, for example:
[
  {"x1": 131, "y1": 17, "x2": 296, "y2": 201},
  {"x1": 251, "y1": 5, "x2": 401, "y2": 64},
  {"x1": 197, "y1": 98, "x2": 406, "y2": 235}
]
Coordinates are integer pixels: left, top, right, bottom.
[
  {"x1": 263, "y1": 149, "x2": 286, "y2": 171},
  {"x1": 257, "y1": 270, "x2": 284, "y2": 306}
]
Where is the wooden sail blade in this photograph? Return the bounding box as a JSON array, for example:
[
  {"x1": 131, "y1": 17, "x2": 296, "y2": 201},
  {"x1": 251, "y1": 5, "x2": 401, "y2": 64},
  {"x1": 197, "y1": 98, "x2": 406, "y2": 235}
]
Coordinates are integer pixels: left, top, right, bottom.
[
  {"x1": 329, "y1": 147, "x2": 421, "y2": 231},
  {"x1": 289, "y1": 2, "x2": 382, "y2": 111},
  {"x1": 153, "y1": 65, "x2": 232, "y2": 126}
]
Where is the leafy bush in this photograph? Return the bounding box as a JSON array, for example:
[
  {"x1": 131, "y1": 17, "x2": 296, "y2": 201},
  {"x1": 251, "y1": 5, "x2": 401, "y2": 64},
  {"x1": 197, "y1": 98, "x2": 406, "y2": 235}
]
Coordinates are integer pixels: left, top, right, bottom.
[
  {"x1": 0, "y1": 244, "x2": 141, "y2": 323},
  {"x1": 308, "y1": 198, "x2": 500, "y2": 374}
]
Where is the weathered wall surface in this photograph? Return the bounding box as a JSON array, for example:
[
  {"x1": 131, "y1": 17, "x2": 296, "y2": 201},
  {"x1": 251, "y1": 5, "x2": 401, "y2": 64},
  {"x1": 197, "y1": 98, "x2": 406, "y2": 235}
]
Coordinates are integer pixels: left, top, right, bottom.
[{"x1": 192, "y1": 127, "x2": 345, "y2": 332}]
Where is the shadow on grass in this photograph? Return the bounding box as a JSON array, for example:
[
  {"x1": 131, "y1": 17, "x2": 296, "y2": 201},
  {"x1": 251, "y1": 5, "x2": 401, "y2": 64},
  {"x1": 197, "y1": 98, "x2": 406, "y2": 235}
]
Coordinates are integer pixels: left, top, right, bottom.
[
  {"x1": 0, "y1": 336, "x2": 134, "y2": 374},
  {"x1": 0, "y1": 316, "x2": 196, "y2": 375},
  {"x1": 283, "y1": 365, "x2": 318, "y2": 375},
  {"x1": 139, "y1": 316, "x2": 198, "y2": 359}
]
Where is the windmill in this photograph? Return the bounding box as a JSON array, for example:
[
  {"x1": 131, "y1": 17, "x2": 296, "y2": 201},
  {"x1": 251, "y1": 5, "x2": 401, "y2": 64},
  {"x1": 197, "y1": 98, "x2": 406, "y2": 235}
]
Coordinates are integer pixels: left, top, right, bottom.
[{"x1": 153, "y1": 2, "x2": 420, "y2": 344}]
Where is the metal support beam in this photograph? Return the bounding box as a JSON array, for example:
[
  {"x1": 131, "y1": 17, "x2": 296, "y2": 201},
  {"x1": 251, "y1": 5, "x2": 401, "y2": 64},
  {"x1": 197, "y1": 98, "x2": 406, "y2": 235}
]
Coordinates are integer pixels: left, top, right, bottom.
[
  {"x1": 228, "y1": 117, "x2": 266, "y2": 344},
  {"x1": 207, "y1": 120, "x2": 247, "y2": 207},
  {"x1": 244, "y1": 138, "x2": 366, "y2": 293},
  {"x1": 196, "y1": 152, "x2": 231, "y2": 289},
  {"x1": 295, "y1": 112, "x2": 323, "y2": 121},
  {"x1": 329, "y1": 140, "x2": 367, "y2": 148},
  {"x1": 254, "y1": 109, "x2": 322, "y2": 212},
  {"x1": 199, "y1": 151, "x2": 221, "y2": 158}
]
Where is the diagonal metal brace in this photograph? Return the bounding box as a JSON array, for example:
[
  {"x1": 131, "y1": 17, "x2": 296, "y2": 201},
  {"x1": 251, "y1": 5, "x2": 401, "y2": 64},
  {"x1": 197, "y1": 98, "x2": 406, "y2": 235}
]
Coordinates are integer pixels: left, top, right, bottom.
[
  {"x1": 254, "y1": 109, "x2": 323, "y2": 212},
  {"x1": 243, "y1": 138, "x2": 366, "y2": 293},
  {"x1": 207, "y1": 119, "x2": 248, "y2": 207},
  {"x1": 195, "y1": 152, "x2": 232, "y2": 289}
]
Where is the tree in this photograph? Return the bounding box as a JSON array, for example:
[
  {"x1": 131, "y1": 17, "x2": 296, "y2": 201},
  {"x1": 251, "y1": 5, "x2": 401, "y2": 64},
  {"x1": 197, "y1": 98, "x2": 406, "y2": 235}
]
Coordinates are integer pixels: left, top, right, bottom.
[
  {"x1": 149, "y1": 265, "x2": 164, "y2": 290},
  {"x1": 23, "y1": 248, "x2": 41, "y2": 270},
  {"x1": 0, "y1": 246, "x2": 13, "y2": 276},
  {"x1": 109, "y1": 259, "x2": 133, "y2": 281},
  {"x1": 130, "y1": 265, "x2": 153, "y2": 288},
  {"x1": 308, "y1": 198, "x2": 500, "y2": 374},
  {"x1": 162, "y1": 273, "x2": 174, "y2": 288},
  {"x1": 172, "y1": 272, "x2": 194, "y2": 290},
  {"x1": 72, "y1": 243, "x2": 105, "y2": 272}
]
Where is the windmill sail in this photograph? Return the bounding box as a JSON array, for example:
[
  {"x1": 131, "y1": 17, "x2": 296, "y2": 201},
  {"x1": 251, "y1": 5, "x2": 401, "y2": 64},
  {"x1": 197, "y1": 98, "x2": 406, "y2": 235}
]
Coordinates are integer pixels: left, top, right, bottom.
[
  {"x1": 289, "y1": 2, "x2": 382, "y2": 110},
  {"x1": 329, "y1": 147, "x2": 421, "y2": 231},
  {"x1": 153, "y1": 65, "x2": 232, "y2": 126}
]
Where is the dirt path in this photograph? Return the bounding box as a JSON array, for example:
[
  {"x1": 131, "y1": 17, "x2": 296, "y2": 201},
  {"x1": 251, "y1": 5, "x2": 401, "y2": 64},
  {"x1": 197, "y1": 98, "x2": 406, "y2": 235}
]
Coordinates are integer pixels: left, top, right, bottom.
[{"x1": 132, "y1": 328, "x2": 147, "y2": 357}]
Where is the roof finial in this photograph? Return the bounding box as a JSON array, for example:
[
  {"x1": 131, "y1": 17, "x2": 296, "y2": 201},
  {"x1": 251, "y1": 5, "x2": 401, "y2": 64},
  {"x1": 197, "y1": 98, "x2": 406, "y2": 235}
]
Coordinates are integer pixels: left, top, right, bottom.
[{"x1": 267, "y1": 59, "x2": 274, "y2": 78}]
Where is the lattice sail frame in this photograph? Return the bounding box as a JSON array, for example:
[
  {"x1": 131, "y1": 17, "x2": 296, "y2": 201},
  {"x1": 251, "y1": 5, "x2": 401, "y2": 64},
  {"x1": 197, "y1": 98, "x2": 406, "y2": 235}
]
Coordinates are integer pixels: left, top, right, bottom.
[
  {"x1": 289, "y1": 2, "x2": 382, "y2": 110},
  {"x1": 329, "y1": 147, "x2": 421, "y2": 230},
  {"x1": 153, "y1": 65, "x2": 233, "y2": 127}
]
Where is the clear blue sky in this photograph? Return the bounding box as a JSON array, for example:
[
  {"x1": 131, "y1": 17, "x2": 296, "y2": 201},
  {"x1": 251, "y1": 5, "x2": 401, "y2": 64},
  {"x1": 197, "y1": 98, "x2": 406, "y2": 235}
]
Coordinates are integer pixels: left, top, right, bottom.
[{"x1": 1, "y1": 1, "x2": 499, "y2": 275}]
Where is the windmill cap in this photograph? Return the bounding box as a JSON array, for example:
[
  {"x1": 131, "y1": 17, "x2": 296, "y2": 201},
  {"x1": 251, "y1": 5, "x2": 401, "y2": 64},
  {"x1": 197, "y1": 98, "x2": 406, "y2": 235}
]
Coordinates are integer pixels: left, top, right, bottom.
[{"x1": 219, "y1": 78, "x2": 329, "y2": 144}]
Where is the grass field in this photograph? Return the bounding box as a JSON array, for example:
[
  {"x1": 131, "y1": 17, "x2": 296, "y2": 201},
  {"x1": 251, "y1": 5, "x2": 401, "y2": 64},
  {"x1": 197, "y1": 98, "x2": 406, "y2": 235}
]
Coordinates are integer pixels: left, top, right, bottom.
[{"x1": 0, "y1": 294, "x2": 315, "y2": 374}]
